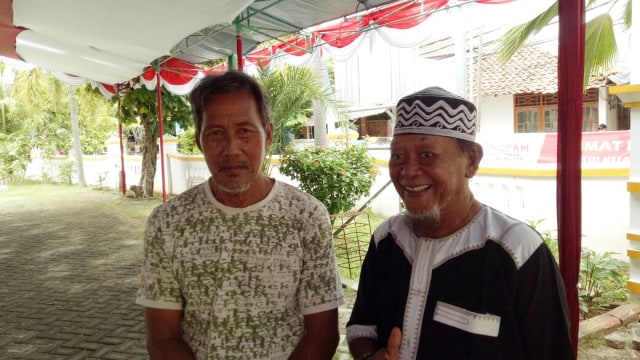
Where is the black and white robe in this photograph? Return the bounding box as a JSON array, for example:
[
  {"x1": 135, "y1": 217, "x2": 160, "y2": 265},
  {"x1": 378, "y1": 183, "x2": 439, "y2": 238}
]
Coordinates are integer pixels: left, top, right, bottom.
[{"x1": 346, "y1": 206, "x2": 573, "y2": 359}]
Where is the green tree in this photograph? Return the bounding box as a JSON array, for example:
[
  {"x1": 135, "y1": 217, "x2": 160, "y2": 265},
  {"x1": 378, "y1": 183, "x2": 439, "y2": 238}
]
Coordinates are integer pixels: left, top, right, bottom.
[
  {"x1": 76, "y1": 85, "x2": 117, "y2": 154},
  {"x1": 177, "y1": 126, "x2": 201, "y2": 155},
  {"x1": 11, "y1": 68, "x2": 70, "y2": 156},
  {"x1": 256, "y1": 65, "x2": 347, "y2": 173},
  {"x1": 497, "y1": 0, "x2": 632, "y2": 88},
  {"x1": 118, "y1": 85, "x2": 191, "y2": 197},
  {"x1": 0, "y1": 61, "x2": 8, "y2": 134},
  {"x1": 0, "y1": 132, "x2": 31, "y2": 183},
  {"x1": 10, "y1": 69, "x2": 116, "y2": 156},
  {"x1": 6, "y1": 66, "x2": 120, "y2": 185}
]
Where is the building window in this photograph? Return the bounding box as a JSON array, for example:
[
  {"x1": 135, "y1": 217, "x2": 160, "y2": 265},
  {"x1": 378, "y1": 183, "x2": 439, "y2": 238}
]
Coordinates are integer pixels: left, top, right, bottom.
[{"x1": 514, "y1": 89, "x2": 598, "y2": 133}]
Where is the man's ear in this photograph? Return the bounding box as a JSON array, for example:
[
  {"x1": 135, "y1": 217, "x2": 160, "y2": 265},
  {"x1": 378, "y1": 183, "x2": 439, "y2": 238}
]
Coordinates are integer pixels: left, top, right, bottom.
[
  {"x1": 265, "y1": 123, "x2": 274, "y2": 149},
  {"x1": 465, "y1": 144, "x2": 483, "y2": 178}
]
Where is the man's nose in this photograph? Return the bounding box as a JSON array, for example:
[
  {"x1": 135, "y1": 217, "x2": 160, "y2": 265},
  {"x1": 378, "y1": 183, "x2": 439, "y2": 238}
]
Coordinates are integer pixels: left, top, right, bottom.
[
  {"x1": 222, "y1": 134, "x2": 242, "y2": 154},
  {"x1": 400, "y1": 157, "x2": 424, "y2": 177}
]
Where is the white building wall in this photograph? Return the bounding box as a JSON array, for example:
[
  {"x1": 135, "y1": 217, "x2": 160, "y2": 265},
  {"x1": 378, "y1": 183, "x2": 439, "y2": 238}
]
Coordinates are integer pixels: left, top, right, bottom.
[{"x1": 477, "y1": 94, "x2": 514, "y2": 135}]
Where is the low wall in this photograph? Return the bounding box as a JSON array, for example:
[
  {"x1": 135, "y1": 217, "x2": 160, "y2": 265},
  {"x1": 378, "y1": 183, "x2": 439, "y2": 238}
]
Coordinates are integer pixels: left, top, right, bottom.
[{"x1": 21, "y1": 131, "x2": 632, "y2": 260}]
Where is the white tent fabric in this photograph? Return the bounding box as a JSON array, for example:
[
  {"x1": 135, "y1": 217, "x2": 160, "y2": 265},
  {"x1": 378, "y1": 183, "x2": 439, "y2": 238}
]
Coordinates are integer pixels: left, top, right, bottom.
[
  {"x1": 51, "y1": 72, "x2": 118, "y2": 98},
  {"x1": 9, "y1": 0, "x2": 252, "y2": 84},
  {"x1": 2, "y1": 0, "x2": 398, "y2": 86}
]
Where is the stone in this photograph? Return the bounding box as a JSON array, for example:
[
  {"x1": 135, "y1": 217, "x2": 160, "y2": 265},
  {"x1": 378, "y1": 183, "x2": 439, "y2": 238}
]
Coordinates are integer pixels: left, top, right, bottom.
[
  {"x1": 604, "y1": 333, "x2": 628, "y2": 349},
  {"x1": 610, "y1": 304, "x2": 640, "y2": 325}
]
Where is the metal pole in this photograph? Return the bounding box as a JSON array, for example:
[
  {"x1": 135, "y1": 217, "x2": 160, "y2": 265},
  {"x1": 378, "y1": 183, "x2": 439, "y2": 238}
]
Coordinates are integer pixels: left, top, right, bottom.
[{"x1": 156, "y1": 71, "x2": 167, "y2": 202}]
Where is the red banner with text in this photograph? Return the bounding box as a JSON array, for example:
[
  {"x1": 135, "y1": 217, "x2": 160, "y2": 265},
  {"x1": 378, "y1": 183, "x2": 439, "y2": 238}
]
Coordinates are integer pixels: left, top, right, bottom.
[{"x1": 476, "y1": 131, "x2": 630, "y2": 170}]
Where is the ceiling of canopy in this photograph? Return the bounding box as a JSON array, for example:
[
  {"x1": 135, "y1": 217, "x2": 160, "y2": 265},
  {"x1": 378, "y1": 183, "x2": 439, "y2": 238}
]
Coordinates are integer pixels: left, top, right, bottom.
[
  {"x1": 0, "y1": 0, "x2": 396, "y2": 85},
  {"x1": 172, "y1": 0, "x2": 398, "y2": 64}
]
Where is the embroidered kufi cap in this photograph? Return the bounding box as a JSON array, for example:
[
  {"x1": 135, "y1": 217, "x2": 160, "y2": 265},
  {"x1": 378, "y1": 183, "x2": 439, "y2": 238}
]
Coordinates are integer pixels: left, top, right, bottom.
[{"x1": 394, "y1": 87, "x2": 477, "y2": 142}]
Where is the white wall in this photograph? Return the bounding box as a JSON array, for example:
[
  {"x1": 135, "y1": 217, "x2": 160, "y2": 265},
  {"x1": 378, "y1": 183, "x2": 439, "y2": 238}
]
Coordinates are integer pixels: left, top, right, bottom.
[
  {"x1": 22, "y1": 137, "x2": 630, "y2": 260},
  {"x1": 477, "y1": 94, "x2": 515, "y2": 135},
  {"x1": 472, "y1": 175, "x2": 629, "y2": 259}
]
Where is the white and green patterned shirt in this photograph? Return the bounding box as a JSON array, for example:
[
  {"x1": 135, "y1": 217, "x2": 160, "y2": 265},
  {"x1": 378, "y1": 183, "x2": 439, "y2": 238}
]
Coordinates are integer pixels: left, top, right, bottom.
[{"x1": 136, "y1": 180, "x2": 344, "y2": 359}]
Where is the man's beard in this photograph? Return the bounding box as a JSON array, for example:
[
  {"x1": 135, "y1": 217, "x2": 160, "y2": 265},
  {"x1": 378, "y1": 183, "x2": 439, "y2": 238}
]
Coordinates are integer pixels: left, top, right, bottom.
[
  {"x1": 406, "y1": 206, "x2": 441, "y2": 230},
  {"x1": 215, "y1": 176, "x2": 254, "y2": 194}
]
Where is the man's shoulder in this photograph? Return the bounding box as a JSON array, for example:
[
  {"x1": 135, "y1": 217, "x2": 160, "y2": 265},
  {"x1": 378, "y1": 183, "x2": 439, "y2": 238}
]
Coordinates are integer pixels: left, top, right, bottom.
[
  {"x1": 151, "y1": 185, "x2": 206, "y2": 216},
  {"x1": 480, "y1": 206, "x2": 539, "y2": 239},
  {"x1": 372, "y1": 213, "x2": 406, "y2": 245},
  {"x1": 478, "y1": 206, "x2": 544, "y2": 268},
  {"x1": 276, "y1": 181, "x2": 325, "y2": 208}
]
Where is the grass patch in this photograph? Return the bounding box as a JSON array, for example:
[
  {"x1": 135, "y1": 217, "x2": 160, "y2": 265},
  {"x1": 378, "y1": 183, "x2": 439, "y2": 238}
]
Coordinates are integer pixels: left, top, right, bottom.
[
  {"x1": 578, "y1": 332, "x2": 608, "y2": 350},
  {"x1": 334, "y1": 208, "x2": 388, "y2": 283}
]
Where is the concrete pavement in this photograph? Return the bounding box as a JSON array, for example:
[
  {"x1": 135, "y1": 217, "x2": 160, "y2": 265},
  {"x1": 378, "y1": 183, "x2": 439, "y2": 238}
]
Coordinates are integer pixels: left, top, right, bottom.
[
  {"x1": 0, "y1": 186, "x2": 149, "y2": 359},
  {"x1": 0, "y1": 186, "x2": 356, "y2": 360}
]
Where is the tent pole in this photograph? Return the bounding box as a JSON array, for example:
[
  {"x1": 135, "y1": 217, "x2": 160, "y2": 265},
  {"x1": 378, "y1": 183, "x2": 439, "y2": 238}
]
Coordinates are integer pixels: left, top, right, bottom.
[
  {"x1": 118, "y1": 121, "x2": 127, "y2": 195},
  {"x1": 236, "y1": 22, "x2": 244, "y2": 71},
  {"x1": 557, "y1": 0, "x2": 584, "y2": 354},
  {"x1": 156, "y1": 71, "x2": 168, "y2": 202},
  {"x1": 117, "y1": 89, "x2": 127, "y2": 195}
]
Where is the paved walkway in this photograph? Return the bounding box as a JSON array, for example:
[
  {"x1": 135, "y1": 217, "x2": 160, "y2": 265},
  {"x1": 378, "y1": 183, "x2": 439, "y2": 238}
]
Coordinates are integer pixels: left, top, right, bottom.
[
  {"x1": 0, "y1": 186, "x2": 151, "y2": 360},
  {"x1": 0, "y1": 185, "x2": 357, "y2": 360},
  {"x1": 0, "y1": 184, "x2": 637, "y2": 359}
]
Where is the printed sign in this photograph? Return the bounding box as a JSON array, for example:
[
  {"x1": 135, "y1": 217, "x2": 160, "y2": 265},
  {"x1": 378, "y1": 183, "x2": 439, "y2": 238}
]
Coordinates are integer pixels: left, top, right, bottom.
[{"x1": 477, "y1": 131, "x2": 630, "y2": 169}]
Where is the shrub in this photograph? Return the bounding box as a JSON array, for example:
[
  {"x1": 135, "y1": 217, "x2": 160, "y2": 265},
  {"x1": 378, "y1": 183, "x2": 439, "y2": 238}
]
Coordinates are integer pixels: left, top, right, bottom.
[
  {"x1": 578, "y1": 248, "x2": 628, "y2": 316},
  {"x1": 58, "y1": 160, "x2": 74, "y2": 184},
  {"x1": 279, "y1": 145, "x2": 378, "y2": 215},
  {"x1": 528, "y1": 219, "x2": 628, "y2": 318}
]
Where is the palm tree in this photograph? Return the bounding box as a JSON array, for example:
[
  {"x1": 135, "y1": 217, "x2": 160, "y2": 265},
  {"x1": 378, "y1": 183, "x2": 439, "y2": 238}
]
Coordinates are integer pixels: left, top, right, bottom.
[
  {"x1": 257, "y1": 64, "x2": 347, "y2": 174},
  {"x1": 11, "y1": 68, "x2": 70, "y2": 154},
  {"x1": 497, "y1": 0, "x2": 632, "y2": 88}
]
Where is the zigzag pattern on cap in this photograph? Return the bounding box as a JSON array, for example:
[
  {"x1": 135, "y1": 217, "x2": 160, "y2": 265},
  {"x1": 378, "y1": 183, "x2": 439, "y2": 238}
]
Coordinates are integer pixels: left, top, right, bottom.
[{"x1": 395, "y1": 99, "x2": 476, "y2": 133}]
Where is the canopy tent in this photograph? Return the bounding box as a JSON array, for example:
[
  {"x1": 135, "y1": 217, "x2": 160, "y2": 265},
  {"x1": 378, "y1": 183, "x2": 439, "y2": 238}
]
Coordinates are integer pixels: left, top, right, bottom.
[
  {"x1": 244, "y1": 0, "x2": 515, "y2": 66},
  {"x1": 49, "y1": 58, "x2": 206, "y2": 98},
  {"x1": 0, "y1": 0, "x2": 253, "y2": 84},
  {"x1": 0, "y1": 0, "x2": 586, "y2": 352},
  {"x1": 0, "y1": 0, "x2": 399, "y2": 84}
]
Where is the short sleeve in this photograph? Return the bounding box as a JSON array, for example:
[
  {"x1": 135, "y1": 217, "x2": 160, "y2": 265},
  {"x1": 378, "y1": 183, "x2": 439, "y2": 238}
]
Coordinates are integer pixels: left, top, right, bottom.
[
  {"x1": 298, "y1": 203, "x2": 344, "y2": 314},
  {"x1": 135, "y1": 206, "x2": 183, "y2": 310}
]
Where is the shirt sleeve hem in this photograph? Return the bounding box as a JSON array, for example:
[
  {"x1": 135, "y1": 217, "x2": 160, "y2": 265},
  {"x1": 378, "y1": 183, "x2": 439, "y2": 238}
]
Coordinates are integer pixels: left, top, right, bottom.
[
  {"x1": 346, "y1": 324, "x2": 378, "y2": 343},
  {"x1": 301, "y1": 297, "x2": 344, "y2": 315},
  {"x1": 135, "y1": 298, "x2": 183, "y2": 310}
]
